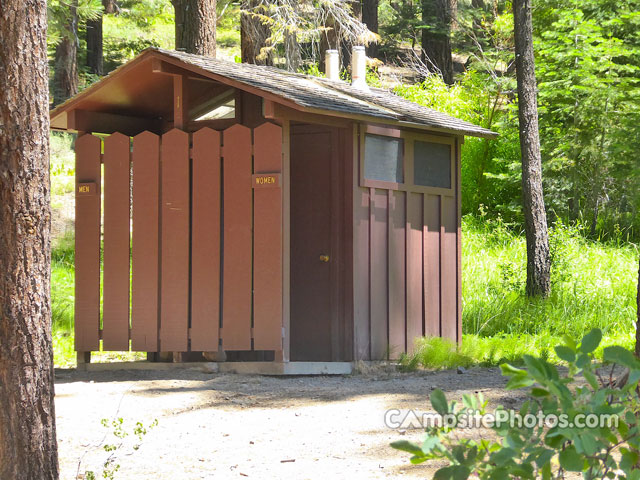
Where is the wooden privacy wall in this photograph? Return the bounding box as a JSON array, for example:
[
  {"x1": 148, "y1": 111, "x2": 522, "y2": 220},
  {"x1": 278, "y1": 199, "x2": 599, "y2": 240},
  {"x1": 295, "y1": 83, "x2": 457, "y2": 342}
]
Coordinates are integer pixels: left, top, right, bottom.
[
  {"x1": 74, "y1": 123, "x2": 284, "y2": 353},
  {"x1": 353, "y1": 138, "x2": 462, "y2": 361}
]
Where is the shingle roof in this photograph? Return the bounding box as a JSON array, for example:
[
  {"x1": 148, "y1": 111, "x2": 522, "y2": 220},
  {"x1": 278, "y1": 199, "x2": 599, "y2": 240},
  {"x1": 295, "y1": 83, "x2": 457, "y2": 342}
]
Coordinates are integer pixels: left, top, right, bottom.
[{"x1": 155, "y1": 48, "x2": 497, "y2": 138}]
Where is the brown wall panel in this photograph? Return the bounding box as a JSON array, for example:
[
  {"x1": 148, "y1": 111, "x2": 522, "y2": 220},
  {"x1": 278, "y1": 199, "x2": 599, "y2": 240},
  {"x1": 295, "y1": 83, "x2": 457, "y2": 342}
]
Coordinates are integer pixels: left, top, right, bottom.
[
  {"x1": 424, "y1": 194, "x2": 441, "y2": 337},
  {"x1": 406, "y1": 192, "x2": 423, "y2": 353},
  {"x1": 370, "y1": 188, "x2": 388, "y2": 360},
  {"x1": 131, "y1": 131, "x2": 160, "y2": 351},
  {"x1": 353, "y1": 185, "x2": 370, "y2": 360},
  {"x1": 253, "y1": 122, "x2": 283, "y2": 350},
  {"x1": 191, "y1": 128, "x2": 221, "y2": 351},
  {"x1": 441, "y1": 195, "x2": 457, "y2": 341},
  {"x1": 388, "y1": 190, "x2": 406, "y2": 358},
  {"x1": 74, "y1": 134, "x2": 102, "y2": 352},
  {"x1": 160, "y1": 129, "x2": 190, "y2": 351},
  {"x1": 222, "y1": 124, "x2": 253, "y2": 350},
  {"x1": 456, "y1": 138, "x2": 463, "y2": 343},
  {"x1": 101, "y1": 133, "x2": 132, "y2": 351}
]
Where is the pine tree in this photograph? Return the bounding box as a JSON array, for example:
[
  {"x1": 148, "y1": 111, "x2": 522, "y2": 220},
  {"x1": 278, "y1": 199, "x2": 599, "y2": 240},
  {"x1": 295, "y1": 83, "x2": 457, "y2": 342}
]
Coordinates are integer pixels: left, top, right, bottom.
[
  {"x1": 513, "y1": 0, "x2": 551, "y2": 297},
  {"x1": 172, "y1": 0, "x2": 217, "y2": 57},
  {"x1": 0, "y1": 0, "x2": 59, "y2": 478}
]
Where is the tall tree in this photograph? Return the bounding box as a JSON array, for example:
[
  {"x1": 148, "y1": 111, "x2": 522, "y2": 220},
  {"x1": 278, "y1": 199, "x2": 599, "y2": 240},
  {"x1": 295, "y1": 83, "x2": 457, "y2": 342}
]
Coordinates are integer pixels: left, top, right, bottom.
[
  {"x1": 241, "y1": 0, "x2": 272, "y2": 64},
  {"x1": 172, "y1": 0, "x2": 217, "y2": 57},
  {"x1": 86, "y1": 0, "x2": 119, "y2": 76},
  {"x1": 513, "y1": 0, "x2": 551, "y2": 297},
  {"x1": 362, "y1": 0, "x2": 379, "y2": 57},
  {"x1": 52, "y1": 0, "x2": 79, "y2": 105},
  {"x1": 0, "y1": 1, "x2": 59, "y2": 479},
  {"x1": 421, "y1": 0, "x2": 455, "y2": 84},
  {"x1": 340, "y1": 0, "x2": 362, "y2": 70}
]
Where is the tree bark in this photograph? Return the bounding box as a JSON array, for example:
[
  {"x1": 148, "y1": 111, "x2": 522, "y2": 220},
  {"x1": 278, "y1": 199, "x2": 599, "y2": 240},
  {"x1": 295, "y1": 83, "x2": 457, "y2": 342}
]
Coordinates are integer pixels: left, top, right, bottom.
[
  {"x1": 341, "y1": 0, "x2": 363, "y2": 70},
  {"x1": 172, "y1": 0, "x2": 217, "y2": 57},
  {"x1": 52, "y1": 0, "x2": 79, "y2": 106},
  {"x1": 86, "y1": 0, "x2": 119, "y2": 76},
  {"x1": 240, "y1": 0, "x2": 272, "y2": 65},
  {"x1": 0, "y1": 1, "x2": 59, "y2": 479},
  {"x1": 513, "y1": 0, "x2": 551, "y2": 297},
  {"x1": 421, "y1": 0, "x2": 454, "y2": 85},
  {"x1": 285, "y1": 30, "x2": 302, "y2": 72},
  {"x1": 362, "y1": 0, "x2": 379, "y2": 57}
]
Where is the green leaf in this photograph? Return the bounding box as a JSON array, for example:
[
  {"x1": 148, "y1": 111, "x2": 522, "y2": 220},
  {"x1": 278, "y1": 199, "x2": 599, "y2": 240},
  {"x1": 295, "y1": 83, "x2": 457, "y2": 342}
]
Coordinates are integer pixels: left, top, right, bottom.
[
  {"x1": 583, "y1": 370, "x2": 599, "y2": 390},
  {"x1": 531, "y1": 387, "x2": 550, "y2": 397},
  {"x1": 555, "y1": 345, "x2": 576, "y2": 363},
  {"x1": 433, "y1": 466, "x2": 453, "y2": 480},
  {"x1": 430, "y1": 389, "x2": 449, "y2": 416},
  {"x1": 559, "y1": 445, "x2": 584, "y2": 472},
  {"x1": 535, "y1": 449, "x2": 554, "y2": 468},
  {"x1": 603, "y1": 346, "x2": 638, "y2": 368},
  {"x1": 501, "y1": 363, "x2": 526, "y2": 376},
  {"x1": 506, "y1": 373, "x2": 535, "y2": 390},
  {"x1": 579, "y1": 434, "x2": 598, "y2": 456},
  {"x1": 579, "y1": 329, "x2": 602, "y2": 354},
  {"x1": 421, "y1": 435, "x2": 441, "y2": 455},
  {"x1": 450, "y1": 465, "x2": 471, "y2": 480},
  {"x1": 391, "y1": 440, "x2": 423, "y2": 456},
  {"x1": 490, "y1": 447, "x2": 517, "y2": 466},
  {"x1": 620, "y1": 450, "x2": 639, "y2": 471}
]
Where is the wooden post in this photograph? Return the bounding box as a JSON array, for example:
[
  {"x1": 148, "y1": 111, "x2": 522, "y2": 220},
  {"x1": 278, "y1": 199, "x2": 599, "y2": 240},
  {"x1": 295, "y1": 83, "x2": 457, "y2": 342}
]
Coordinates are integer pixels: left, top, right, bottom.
[{"x1": 173, "y1": 75, "x2": 188, "y2": 129}]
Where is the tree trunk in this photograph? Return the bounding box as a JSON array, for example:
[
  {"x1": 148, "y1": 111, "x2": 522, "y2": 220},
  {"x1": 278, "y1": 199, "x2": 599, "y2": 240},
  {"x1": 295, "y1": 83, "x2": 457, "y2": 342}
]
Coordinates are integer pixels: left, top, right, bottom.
[
  {"x1": 513, "y1": 0, "x2": 551, "y2": 297},
  {"x1": 421, "y1": 0, "x2": 454, "y2": 85},
  {"x1": 172, "y1": 0, "x2": 217, "y2": 57},
  {"x1": 86, "y1": 15, "x2": 103, "y2": 75},
  {"x1": 240, "y1": 0, "x2": 272, "y2": 65},
  {"x1": 86, "y1": 0, "x2": 118, "y2": 76},
  {"x1": 362, "y1": 0, "x2": 379, "y2": 57},
  {"x1": 0, "y1": 1, "x2": 59, "y2": 479},
  {"x1": 341, "y1": 0, "x2": 363, "y2": 70},
  {"x1": 52, "y1": 0, "x2": 79, "y2": 106},
  {"x1": 285, "y1": 30, "x2": 302, "y2": 72}
]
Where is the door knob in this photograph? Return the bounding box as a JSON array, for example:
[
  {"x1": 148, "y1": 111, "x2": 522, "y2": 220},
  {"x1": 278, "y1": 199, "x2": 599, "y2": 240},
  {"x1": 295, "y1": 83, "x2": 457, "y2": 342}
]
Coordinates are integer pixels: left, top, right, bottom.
[{"x1": 319, "y1": 254, "x2": 330, "y2": 263}]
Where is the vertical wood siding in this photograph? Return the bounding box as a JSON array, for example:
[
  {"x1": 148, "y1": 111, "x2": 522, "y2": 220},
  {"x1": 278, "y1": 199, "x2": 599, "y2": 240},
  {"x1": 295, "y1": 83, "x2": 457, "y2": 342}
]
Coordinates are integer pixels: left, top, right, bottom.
[
  {"x1": 221, "y1": 124, "x2": 253, "y2": 351},
  {"x1": 353, "y1": 134, "x2": 463, "y2": 360},
  {"x1": 131, "y1": 132, "x2": 160, "y2": 351},
  {"x1": 252, "y1": 123, "x2": 283, "y2": 350},
  {"x1": 74, "y1": 134, "x2": 102, "y2": 352},
  {"x1": 159, "y1": 129, "x2": 190, "y2": 352},
  {"x1": 101, "y1": 133, "x2": 132, "y2": 351},
  {"x1": 191, "y1": 128, "x2": 221, "y2": 351},
  {"x1": 75, "y1": 123, "x2": 284, "y2": 354}
]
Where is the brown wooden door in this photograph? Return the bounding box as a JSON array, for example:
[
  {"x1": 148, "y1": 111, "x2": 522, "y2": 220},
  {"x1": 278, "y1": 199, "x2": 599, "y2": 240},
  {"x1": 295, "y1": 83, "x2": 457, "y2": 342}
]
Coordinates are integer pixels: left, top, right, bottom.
[{"x1": 290, "y1": 125, "x2": 337, "y2": 361}]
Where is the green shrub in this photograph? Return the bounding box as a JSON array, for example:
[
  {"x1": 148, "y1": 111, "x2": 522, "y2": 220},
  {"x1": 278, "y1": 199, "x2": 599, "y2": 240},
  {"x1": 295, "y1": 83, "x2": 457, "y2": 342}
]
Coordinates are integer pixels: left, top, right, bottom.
[{"x1": 392, "y1": 329, "x2": 640, "y2": 479}]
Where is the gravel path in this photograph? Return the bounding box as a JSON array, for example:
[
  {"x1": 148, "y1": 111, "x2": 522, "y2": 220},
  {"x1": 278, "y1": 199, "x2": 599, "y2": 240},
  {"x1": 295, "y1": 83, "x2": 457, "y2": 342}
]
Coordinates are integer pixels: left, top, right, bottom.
[{"x1": 55, "y1": 366, "x2": 521, "y2": 479}]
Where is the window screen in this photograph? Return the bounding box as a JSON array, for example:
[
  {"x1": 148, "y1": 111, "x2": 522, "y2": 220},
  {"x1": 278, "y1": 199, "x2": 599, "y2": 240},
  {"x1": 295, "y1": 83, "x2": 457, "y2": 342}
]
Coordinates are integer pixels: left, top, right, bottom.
[
  {"x1": 364, "y1": 134, "x2": 403, "y2": 183},
  {"x1": 414, "y1": 141, "x2": 451, "y2": 189}
]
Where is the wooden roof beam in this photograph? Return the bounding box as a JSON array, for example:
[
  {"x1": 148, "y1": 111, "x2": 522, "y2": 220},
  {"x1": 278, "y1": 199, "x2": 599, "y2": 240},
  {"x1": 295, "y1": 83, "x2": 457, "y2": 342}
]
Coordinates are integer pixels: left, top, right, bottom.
[
  {"x1": 67, "y1": 109, "x2": 163, "y2": 136},
  {"x1": 151, "y1": 58, "x2": 216, "y2": 82}
]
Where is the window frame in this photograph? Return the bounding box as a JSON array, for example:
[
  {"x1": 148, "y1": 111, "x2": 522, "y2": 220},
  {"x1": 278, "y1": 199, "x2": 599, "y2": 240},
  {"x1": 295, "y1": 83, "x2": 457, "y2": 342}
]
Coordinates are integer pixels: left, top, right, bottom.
[{"x1": 360, "y1": 125, "x2": 455, "y2": 196}]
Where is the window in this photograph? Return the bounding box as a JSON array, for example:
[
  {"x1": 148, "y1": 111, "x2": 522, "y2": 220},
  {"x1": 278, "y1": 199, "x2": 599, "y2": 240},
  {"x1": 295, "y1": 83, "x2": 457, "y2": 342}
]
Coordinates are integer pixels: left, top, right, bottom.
[
  {"x1": 413, "y1": 140, "x2": 451, "y2": 189},
  {"x1": 195, "y1": 96, "x2": 236, "y2": 121},
  {"x1": 363, "y1": 134, "x2": 403, "y2": 183}
]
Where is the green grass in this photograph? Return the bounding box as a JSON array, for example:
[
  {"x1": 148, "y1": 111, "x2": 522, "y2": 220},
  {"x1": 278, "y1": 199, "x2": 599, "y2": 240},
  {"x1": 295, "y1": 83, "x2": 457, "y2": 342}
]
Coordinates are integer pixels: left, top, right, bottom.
[
  {"x1": 401, "y1": 215, "x2": 639, "y2": 370},
  {"x1": 52, "y1": 232, "x2": 76, "y2": 367}
]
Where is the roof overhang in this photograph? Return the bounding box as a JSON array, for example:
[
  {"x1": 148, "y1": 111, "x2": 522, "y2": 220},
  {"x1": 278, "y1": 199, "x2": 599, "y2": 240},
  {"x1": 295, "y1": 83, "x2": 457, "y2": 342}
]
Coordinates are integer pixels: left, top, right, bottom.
[{"x1": 50, "y1": 49, "x2": 498, "y2": 139}]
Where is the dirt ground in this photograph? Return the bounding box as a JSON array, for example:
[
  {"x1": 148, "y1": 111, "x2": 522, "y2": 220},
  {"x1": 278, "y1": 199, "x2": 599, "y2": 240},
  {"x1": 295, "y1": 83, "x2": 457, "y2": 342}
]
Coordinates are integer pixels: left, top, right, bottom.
[{"x1": 55, "y1": 365, "x2": 525, "y2": 480}]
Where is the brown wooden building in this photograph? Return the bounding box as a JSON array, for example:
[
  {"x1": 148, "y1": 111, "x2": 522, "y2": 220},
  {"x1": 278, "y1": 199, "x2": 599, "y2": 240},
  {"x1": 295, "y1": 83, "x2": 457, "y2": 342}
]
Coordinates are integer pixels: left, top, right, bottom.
[{"x1": 50, "y1": 47, "x2": 496, "y2": 367}]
